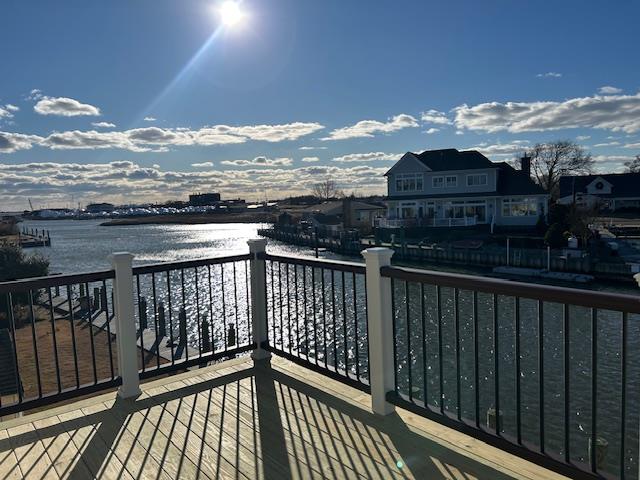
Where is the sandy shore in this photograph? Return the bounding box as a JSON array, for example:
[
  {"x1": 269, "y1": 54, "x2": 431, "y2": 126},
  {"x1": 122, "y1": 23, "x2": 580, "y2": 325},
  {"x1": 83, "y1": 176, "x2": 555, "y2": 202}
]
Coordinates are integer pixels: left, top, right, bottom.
[{"x1": 100, "y1": 212, "x2": 276, "y2": 226}]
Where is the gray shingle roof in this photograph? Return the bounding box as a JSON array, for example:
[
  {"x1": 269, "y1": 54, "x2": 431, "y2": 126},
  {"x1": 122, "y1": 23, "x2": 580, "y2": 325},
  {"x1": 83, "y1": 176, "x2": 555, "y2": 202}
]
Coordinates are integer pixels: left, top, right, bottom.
[
  {"x1": 559, "y1": 173, "x2": 640, "y2": 198},
  {"x1": 415, "y1": 149, "x2": 495, "y2": 171}
]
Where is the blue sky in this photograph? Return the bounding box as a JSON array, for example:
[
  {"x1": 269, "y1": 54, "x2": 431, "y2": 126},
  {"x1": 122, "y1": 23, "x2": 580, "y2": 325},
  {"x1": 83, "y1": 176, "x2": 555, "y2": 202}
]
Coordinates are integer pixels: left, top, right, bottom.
[{"x1": 1, "y1": 0, "x2": 639, "y2": 209}]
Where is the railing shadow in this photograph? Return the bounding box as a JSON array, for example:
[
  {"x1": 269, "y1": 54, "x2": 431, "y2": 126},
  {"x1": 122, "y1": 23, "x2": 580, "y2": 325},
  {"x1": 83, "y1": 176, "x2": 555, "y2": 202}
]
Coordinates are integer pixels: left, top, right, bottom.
[{"x1": 3, "y1": 360, "x2": 520, "y2": 479}]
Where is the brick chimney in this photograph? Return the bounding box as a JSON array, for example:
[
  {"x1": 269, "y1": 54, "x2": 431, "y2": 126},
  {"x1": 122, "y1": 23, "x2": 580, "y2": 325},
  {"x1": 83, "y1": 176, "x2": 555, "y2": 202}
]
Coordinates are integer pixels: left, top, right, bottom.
[{"x1": 520, "y1": 153, "x2": 531, "y2": 177}]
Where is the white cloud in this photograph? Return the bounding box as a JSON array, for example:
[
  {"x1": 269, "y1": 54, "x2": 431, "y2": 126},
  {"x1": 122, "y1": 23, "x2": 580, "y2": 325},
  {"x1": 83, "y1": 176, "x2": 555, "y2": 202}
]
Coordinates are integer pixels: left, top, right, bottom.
[
  {"x1": 454, "y1": 92, "x2": 640, "y2": 134},
  {"x1": 220, "y1": 156, "x2": 293, "y2": 167},
  {"x1": 593, "y1": 155, "x2": 637, "y2": 172},
  {"x1": 536, "y1": 72, "x2": 562, "y2": 78},
  {"x1": 191, "y1": 162, "x2": 214, "y2": 168},
  {"x1": 593, "y1": 141, "x2": 620, "y2": 147},
  {"x1": 34, "y1": 96, "x2": 101, "y2": 116},
  {"x1": 455, "y1": 130, "x2": 464, "y2": 135},
  {"x1": 468, "y1": 141, "x2": 530, "y2": 157},
  {"x1": 0, "y1": 161, "x2": 389, "y2": 210},
  {"x1": 624, "y1": 142, "x2": 640, "y2": 149},
  {"x1": 598, "y1": 86, "x2": 623, "y2": 95},
  {"x1": 301, "y1": 157, "x2": 320, "y2": 163},
  {"x1": 92, "y1": 121, "x2": 116, "y2": 128},
  {"x1": 0, "y1": 121, "x2": 324, "y2": 154},
  {"x1": 0, "y1": 108, "x2": 13, "y2": 120},
  {"x1": 322, "y1": 114, "x2": 418, "y2": 140},
  {"x1": 425, "y1": 128, "x2": 440, "y2": 134},
  {"x1": 27, "y1": 89, "x2": 43, "y2": 101},
  {"x1": 143, "y1": 116, "x2": 157, "y2": 122},
  {"x1": 420, "y1": 110, "x2": 452, "y2": 125},
  {"x1": 576, "y1": 135, "x2": 591, "y2": 141},
  {"x1": 332, "y1": 151, "x2": 400, "y2": 163},
  {"x1": 299, "y1": 146, "x2": 327, "y2": 150},
  {"x1": 0, "y1": 132, "x2": 44, "y2": 153}
]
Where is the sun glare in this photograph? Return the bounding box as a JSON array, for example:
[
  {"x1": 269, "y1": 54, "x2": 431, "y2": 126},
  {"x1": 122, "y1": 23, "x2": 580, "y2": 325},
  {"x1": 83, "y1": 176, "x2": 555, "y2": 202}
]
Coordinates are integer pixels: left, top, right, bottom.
[{"x1": 219, "y1": 1, "x2": 245, "y2": 27}]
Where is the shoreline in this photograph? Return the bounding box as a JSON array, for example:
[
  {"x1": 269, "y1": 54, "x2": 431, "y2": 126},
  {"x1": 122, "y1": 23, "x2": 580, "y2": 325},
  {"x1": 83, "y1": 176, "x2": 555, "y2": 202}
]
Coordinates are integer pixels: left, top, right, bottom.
[{"x1": 99, "y1": 212, "x2": 276, "y2": 226}]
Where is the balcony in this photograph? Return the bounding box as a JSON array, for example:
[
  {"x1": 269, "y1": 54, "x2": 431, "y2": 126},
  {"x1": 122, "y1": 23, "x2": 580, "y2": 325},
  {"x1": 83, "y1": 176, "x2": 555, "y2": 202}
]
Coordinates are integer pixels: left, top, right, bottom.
[{"x1": 1, "y1": 240, "x2": 639, "y2": 479}]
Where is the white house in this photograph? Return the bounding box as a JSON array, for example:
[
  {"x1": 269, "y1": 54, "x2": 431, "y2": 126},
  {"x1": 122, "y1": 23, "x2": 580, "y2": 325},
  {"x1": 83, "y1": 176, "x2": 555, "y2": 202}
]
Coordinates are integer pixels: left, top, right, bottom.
[
  {"x1": 558, "y1": 173, "x2": 640, "y2": 211},
  {"x1": 382, "y1": 149, "x2": 549, "y2": 228}
]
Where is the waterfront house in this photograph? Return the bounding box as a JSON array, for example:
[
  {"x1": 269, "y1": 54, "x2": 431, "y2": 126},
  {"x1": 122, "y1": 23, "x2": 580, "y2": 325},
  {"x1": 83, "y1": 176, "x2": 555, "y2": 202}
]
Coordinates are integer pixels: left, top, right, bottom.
[
  {"x1": 382, "y1": 149, "x2": 549, "y2": 229},
  {"x1": 558, "y1": 172, "x2": 640, "y2": 211}
]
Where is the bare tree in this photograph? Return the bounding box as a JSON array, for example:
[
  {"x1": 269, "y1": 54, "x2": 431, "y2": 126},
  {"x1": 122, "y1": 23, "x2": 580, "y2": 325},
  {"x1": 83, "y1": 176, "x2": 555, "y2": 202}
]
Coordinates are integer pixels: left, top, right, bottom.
[
  {"x1": 311, "y1": 178, "x2": 343, "y2": 201},
  {"x1": 624, "y1": 154, "x2": 640, "y2": 173},
  {"x1": 528, "y1": 140, "x2": 593, "y2": 198}
]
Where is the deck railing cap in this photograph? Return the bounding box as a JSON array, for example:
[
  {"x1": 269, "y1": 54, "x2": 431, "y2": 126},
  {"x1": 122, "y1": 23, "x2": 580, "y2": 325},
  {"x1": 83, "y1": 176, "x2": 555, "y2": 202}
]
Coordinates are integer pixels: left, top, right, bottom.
[{"x1": 361, "y1": 247, "x2": 394, "y2": 261}]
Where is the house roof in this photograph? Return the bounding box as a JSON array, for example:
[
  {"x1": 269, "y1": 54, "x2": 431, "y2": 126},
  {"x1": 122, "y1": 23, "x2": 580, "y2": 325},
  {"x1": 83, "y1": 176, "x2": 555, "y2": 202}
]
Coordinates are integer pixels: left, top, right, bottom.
[
  {"x1": 495, "y1": 162, "x2": 547, "y2": 195},
  {"x1": 304, "y1": 200, "x2": 386, "y2": 215},
  {"x1": 0, "y1": 329, "x2": 20, "y2": 396},
  {"x1": 414, "y1": 149, "x2": 496, "y2": 171},
  {"x1": 559, "y1": 173, "x2": 640, "y2": 199},
  {"x1": 311, "y1": 213, "x2": 342, "y2": 226}
]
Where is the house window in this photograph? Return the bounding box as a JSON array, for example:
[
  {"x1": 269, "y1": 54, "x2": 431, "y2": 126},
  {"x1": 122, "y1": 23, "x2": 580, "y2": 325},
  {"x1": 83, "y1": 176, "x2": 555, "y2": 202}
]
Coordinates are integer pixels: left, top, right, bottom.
[
  {"x1": 432, "y1": 176, "x2": 444, "y2": 188},
  {"x1": 502, "y1": 197, "x2": 538, "y2": 217},
  {"x1": 466, "y1": 174, "x2": 488, "y2": 186},
  {"x1": 395, "y1": 173, "x2": 423, "y2": 192},
  {"x1": 446, "y1": 175, "x2": 457, "y2": 187}
]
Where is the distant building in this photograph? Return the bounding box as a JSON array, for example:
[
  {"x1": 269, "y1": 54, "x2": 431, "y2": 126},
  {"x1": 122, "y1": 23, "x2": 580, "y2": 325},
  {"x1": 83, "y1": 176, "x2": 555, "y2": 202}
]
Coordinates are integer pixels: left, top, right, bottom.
[
  {"x1": 86, "y1": 203, "x2": 115, "y2": 213},
  {"x1": 383, "y1": 149, "x2": 548, "y2": 228},
  {"x1": 558, "y1": 173, "x2": 640, "y2": 211},
  {"x1": 189, "y1": 193, "x2": 221, "y2": 206},
  {"x1": 303, "y1": 199, "x2": 386, "y2": 228}
]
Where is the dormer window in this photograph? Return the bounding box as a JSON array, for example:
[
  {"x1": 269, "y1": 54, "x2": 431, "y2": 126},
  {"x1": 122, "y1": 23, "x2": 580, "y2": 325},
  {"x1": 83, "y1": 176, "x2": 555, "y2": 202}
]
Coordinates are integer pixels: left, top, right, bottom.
[{"x1": 395, "y1": 173, "x2": 423, "y2": 192}]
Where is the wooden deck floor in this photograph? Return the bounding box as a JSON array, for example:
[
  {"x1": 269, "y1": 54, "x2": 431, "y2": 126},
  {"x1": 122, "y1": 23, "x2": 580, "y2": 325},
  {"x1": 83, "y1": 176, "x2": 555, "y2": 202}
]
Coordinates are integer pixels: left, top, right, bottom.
[{"x1": 0, "y1": 356, "x2": 567, "y2": 480}]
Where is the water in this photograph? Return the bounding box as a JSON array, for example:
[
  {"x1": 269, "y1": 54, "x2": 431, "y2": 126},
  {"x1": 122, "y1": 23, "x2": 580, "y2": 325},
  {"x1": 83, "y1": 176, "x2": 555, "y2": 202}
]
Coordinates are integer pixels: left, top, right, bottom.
[{"x1": 18, "y1": 219, "x2": 640, "y2": 477}]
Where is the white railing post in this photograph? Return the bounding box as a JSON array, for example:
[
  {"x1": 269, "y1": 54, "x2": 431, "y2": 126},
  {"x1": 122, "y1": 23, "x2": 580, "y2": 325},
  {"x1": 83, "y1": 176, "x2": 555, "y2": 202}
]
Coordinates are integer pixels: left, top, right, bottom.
[
  {"x1": 110, "y1": 252, "x2": 141, "y2": 399},
  {"x1": 362, "y1": 247, "x2": 395, "y2": 415},
  {"x1": 248, "y1": 239, "x2": 271, "y2": 361}
]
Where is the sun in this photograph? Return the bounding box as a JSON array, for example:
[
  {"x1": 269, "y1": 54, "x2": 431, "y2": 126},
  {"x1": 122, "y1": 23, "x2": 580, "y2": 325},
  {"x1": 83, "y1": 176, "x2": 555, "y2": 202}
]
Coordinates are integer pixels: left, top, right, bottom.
[{"x1": 219, "y1": 1, "x2": 245, "y2": 27}]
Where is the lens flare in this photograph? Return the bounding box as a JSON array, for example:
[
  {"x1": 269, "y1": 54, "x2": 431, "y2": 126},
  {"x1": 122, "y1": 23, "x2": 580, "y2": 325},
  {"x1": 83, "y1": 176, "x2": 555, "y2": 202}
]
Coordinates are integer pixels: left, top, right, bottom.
[{"x1": 219, "y1": 1, "x2": 244, "y2": 27}]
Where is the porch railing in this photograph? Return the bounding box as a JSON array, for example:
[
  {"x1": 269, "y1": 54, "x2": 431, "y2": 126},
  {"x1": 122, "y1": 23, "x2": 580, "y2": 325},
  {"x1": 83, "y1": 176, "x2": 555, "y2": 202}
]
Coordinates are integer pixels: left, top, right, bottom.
[{"x1": 1, "y1": 240, "x2": 639, "y2": 479}]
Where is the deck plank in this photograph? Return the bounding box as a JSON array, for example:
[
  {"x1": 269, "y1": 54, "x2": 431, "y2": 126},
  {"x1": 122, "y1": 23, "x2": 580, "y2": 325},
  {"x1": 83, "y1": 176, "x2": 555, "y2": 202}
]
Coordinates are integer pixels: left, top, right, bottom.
[{"x1": 0, "y1": 356, "x2": 569, "y2": 480}]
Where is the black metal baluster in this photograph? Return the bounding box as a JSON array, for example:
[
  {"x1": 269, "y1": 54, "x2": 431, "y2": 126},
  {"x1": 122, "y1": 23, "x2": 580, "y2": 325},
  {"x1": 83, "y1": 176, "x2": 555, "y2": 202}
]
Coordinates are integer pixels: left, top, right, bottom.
[
  {"x1": 493, "y1": 294, "x2": 500, "y2": 435},
  {"x1": 590, "y1": 308, "x2": 597, "y2": 474},
  {"x1": 245, "y1": 260, "x2": 251, "y2": 345},
  {"x1": 563, "y1": 303, "x2": 569, "y2": 462},
  {"x1": 221, "y1": 263, "x2": 227, "y2": 350},
  {"x1": 286, "y1": 263, "x2": 292, "y2": 354},
  {"x1": 66, "y1": 285, "x2": 80, "y2": 389},
  {"x1": 321, "y1": 268, "x2": 327, "y2": 365},
  {"x1": 294, "y1": 265, "x2": 300, "y2": 354},
  {"x1": 181, "y1": 268, "x2": 189, "y2": 363},
  {"x1": 620, "y1": 311, "x2": 627, "y2": 479},
  {"x1": 538, "y1": 299, "x2": 545, "y2": 453},
  {"x1": 515, "y1": 297, "x2": 521, "y2": 444},
  {"x1": 85, "y1": 282, "x2": 98, "y2": 384},
  {"x1": 195, "y1": 267, "x2": 202, "y2": 355},
  {"x1": 405, "y1": 280, "x2": 412, "y2": 402},
  {"x1": 454, "y1": 288, "x2": 461, "y2": 420},
  {"x1": 6, "y1": 293, "x2": 22, "y2": 403},
  {"x1": 207, "y1": 265, "x2": 215, "y2": 352},
  {"x1": 353, "y1": 272, "x2": 360, "y2": 381},
  {"x1": 303, "y1": 265, "x2": 309, "y2": 358},
  {"x1": 341, "y1": 270, "x2": 347, "y2": 376},
  {"x1": 437, "y1": 285, "x2": 444, "y2": 412},
  {"x1": 473, "y1": 290, "x2": 479, "y2": 428},
  {"x1": 420, "y1": 283, "x2": 427, "y2": 407},
  {"x1": 391, "y1": 278, "x2": 398, "y2": 394},
  {"x1": 47, "y1": 287, "x2": 62, "y2": 393},
  {"x1": 269, "y1": 261, "x2": 275, "y2": 346},
  {"x1": 136, "y1": 274, "x2": 145, "y2": 371},
  {"x1": 167, "y1": 272, "x2": 175, "y2": 364},
  {"x1": 278, "y1": 262, "x2": 283, "y2": 349},
  {"x1": 312, "y1": 267, "x2": 318, "y2": 364},
  {"x1": 233, "y1": 262, "x2": 239, "y2": 347},
  {"x1": 102, "y1": 280, "x2": 115, "y2": 380},
  {"x1": 331, "y1": 269, "x2": 337, "y2": 369},
  {"x1": 152, "y1": 272, "x2": 161, "y2": 368},
  {"x1": 28, "y1": 290, "x2": 43, "y2": 397}
]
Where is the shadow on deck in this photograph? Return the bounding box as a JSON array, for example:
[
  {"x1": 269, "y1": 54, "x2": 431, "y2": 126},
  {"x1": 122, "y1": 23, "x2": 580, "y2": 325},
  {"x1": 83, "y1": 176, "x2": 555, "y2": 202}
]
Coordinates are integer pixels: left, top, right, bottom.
[{"x1": 0, "y1": 357, "x2": 564, "y2": 479}]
